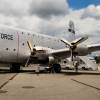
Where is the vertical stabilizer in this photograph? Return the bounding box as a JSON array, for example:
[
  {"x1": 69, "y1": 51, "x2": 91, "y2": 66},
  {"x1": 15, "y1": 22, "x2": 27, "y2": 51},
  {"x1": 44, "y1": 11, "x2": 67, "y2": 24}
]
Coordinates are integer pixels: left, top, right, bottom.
[
  {"x1": 68, "y1": 20, "x2": 75, "y2": 41},
  {"x1": 68, "y1": 20, "x2": 75, "y2": 34}
]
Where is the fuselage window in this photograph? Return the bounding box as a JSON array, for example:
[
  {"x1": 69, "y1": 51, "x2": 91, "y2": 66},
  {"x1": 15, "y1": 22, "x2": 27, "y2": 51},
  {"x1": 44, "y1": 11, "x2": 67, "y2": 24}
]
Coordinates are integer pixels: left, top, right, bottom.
[
  {"x1": 22, "y1": 43, "x2": 25, "y2": 46},
  {"x1": 13, "y1": 49, "x2": 16, "y2": 51},
  {"x1": 22, "y1": 32, "x2": 24, "y2": 34},
  {"x1": 6, "y1": 48, "x2": 9, "y2": 50},
  {"x1": 28, "y1": 33, "x2": 30, "y2": 35},
  {"x1": 64, "y1": 61, "x2": 67, "y2": 63}
]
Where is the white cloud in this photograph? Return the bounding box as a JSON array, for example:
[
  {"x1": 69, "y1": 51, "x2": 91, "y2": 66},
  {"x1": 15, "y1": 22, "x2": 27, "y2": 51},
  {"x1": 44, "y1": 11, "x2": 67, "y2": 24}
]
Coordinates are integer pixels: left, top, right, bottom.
[
  {"x1": 81, "y1": 5, "x2": 100, "y2": 19},
  {"x1": 29, "y1": 0, "x2": 69, "y2": 19},
  {"x1": 0, "y1": 0, "x2": 99, "y2": 45},
  {"x1": 0, "y1": 0, "x2": 31, "y2": 17}
]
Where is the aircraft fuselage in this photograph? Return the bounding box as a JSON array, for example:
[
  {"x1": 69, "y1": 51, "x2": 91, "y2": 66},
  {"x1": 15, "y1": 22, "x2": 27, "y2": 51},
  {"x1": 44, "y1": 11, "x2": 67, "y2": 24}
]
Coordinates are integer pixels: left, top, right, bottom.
[{"x1": 0, "y1": 25, "x2": 66, "y2": 64}]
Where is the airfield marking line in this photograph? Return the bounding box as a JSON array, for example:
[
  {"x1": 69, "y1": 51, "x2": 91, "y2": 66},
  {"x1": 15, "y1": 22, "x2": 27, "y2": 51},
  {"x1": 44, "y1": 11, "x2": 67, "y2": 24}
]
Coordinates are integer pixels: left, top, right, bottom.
[
  {"x1": 71, "y1": 78, "x2": 100, "y2": 91},
  {"x1": 9, "y1": 73, "x2": 18, "y2": 80},
  {"x1": 0, "y1": 73, "x2": 18, "y2": 89}
]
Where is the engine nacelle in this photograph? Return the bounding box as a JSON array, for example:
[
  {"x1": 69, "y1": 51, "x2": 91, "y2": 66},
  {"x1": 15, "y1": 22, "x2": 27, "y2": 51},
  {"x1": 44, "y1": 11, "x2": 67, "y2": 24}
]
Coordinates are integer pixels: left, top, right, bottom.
[
  {"x1": 48, "y1": 56, "x2": 55, "y2": 64},
  {"x1": 74, "y1": 45, "x2": 89, "y2": 56}
]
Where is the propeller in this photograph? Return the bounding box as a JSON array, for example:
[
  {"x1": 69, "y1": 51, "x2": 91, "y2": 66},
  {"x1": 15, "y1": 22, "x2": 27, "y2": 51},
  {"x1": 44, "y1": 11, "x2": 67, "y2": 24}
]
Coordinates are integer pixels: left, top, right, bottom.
[
  {"x1": 27, "y1": 41, "x2": 33, "y2": 52},
  {"x1": 25, "y1": 41, "x2": 36, "y2": 67},
  {"x1": 61, "y1": 36, "x2": 88, "y2": 63}
]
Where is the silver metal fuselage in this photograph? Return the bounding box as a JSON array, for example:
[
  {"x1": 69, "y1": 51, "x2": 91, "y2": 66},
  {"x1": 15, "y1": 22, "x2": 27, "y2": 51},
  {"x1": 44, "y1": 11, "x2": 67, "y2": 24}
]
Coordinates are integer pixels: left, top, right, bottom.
[{"x1": 0, "y1": 25, "x2": 66, "y2": 64}]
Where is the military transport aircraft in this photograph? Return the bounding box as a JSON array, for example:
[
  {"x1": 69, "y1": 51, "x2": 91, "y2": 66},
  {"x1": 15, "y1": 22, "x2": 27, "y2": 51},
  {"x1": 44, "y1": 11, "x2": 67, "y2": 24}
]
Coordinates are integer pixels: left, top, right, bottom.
[{"x1": 0, "y1": 23, "x2": 100, "y2": 73}]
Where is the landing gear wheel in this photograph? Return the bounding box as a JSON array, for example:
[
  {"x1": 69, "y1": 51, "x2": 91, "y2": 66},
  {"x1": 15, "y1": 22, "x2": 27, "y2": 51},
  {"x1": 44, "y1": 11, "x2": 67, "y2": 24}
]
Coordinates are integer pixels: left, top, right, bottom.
[
  {"x1": 53, "y1": 64, "x2": 61, "y2": 73},
  {"x1": 10, "y1": 64, "x2": 20, "y2": 73}
]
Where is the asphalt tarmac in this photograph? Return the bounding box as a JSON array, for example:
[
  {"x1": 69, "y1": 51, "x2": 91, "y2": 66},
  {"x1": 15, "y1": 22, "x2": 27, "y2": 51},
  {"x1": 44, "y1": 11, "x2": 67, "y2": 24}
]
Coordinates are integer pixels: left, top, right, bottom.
[{"x1": 0, "y1": 67, "x2": 100, "y2": 100}]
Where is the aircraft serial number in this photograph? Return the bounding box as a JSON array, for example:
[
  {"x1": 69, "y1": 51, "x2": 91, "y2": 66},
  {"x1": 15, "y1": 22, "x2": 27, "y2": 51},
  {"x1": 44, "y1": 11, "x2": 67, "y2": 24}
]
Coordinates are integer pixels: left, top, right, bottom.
[{"x1": 0, "y1": 33, "x2": 13, "y2": 40}]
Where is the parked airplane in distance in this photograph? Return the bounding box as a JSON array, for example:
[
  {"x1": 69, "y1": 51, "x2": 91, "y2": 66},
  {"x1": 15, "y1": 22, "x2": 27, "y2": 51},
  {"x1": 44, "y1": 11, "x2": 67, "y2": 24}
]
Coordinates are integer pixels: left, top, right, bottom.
[{"x1": 0, "y1": 23, "x2": 100, "y2": 73}]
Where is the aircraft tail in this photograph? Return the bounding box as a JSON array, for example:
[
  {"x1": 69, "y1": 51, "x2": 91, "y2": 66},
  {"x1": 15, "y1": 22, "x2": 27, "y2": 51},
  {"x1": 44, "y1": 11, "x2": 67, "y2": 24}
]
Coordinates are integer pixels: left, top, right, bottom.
[
  {"x1": 68, "y1": 20, "x2": 75, "y2": 34},
  {"x1": 67, "y1": 20, "x2": 75, "y2": 41}
]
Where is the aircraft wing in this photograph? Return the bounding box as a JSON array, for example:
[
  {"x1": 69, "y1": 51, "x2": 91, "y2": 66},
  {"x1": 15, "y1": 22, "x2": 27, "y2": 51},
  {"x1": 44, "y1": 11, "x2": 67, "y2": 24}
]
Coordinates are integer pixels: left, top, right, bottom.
[
  {"x1": 87, "y1": 44, "x2": 100, "y2": 53},
  {"x1": 50, "y1": 48, "x2": 71, "y2": 59},
  {"x1": 50, "y1": 43, "x2": 100, "y2": 59},
  {"x1": 27, "y1": 40, "x2": 100, "y2": 66}
]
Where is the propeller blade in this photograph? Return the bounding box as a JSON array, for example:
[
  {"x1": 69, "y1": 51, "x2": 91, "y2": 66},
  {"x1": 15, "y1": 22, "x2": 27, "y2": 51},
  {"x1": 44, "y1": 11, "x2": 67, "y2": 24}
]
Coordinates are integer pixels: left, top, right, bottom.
[
  {"x1": 71, "y1": 36, "x2": 88, "y2": 46},
  {"x1": 27, "y1": 41, "x2": 33, "y2": 52},
  {"x1": 25, "y1": 41, "x2": 35, "y2": 67},
  {"x1": 61, "y1": 38, "x2": 72, "y2": 47}
]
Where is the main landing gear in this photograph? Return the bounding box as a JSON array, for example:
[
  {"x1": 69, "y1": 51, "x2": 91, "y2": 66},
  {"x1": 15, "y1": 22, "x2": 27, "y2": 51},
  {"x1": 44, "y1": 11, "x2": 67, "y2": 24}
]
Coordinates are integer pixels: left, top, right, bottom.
[
  {"x1": 10, "y1": 64, "x2": 20, "y2": 73},
  {"x1": 49, "y1": 64, "x2": 61, "y2": 73}
]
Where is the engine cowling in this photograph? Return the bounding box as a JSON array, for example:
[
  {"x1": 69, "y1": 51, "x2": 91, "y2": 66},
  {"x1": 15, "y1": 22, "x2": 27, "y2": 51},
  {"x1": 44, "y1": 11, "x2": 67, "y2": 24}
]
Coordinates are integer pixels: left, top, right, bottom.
[
  {"x1": 74, "y1": 45, "x2": 89, "y2": 56},
  {"x1": 48, "y1": 56, "x2": 55, "y2": 64}
]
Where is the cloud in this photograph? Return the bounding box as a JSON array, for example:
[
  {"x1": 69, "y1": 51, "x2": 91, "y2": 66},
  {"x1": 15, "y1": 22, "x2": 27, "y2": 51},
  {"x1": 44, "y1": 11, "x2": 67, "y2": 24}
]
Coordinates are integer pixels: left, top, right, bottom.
[
  {"x1": 29, "y1": 0, "x2": 69, "y2": 19},
  {"x1": 0, "y1": 0, "x2": 69, "y2": 35},
  {"x1": 81, "y1": 5, "x2": 100, "y2": 19},
  {"x1": 0, "y1": 0, "x2": 31, "y2": 17},
  {"x1": 0, "y1": 0, "x2": 99, "y2": 46}
]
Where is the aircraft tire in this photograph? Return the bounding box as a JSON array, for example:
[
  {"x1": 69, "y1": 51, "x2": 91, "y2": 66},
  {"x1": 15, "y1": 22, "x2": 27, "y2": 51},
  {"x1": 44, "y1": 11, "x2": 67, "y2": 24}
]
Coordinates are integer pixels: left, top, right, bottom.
[
  {"x1": 53, "y1": 64, "x2": 61, "y2": 73},
  {"x1": 10, "y1": 64, "x2": 20, "y2": 73}
]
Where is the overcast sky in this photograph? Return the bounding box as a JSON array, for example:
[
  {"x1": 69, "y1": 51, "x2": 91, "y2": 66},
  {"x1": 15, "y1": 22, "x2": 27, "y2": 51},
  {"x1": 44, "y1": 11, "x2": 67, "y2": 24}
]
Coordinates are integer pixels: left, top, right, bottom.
[{"x1": 0, "y1": 0, "x2": 100, "y2": 47}]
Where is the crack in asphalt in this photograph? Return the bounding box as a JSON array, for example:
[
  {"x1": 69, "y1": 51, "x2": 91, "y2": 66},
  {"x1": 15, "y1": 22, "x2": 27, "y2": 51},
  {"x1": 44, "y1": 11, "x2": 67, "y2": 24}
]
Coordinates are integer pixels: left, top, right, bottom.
[
  {"x1": 0, "y1": 73, "x2": 18, "y2": 90},
  {"x1": 71, "y1": 78, "x2": 100, "y2": 91}
]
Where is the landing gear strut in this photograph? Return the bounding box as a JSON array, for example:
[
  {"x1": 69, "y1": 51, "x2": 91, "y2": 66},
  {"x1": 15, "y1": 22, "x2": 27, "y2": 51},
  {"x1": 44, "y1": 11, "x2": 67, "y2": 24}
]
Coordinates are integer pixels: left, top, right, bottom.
[
  {"x1": 74, "y1": 61, "x2": 79, "y2": 72},
  {"x1": 10, "y1": 64, "x2": 20, "y2": 73}
]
